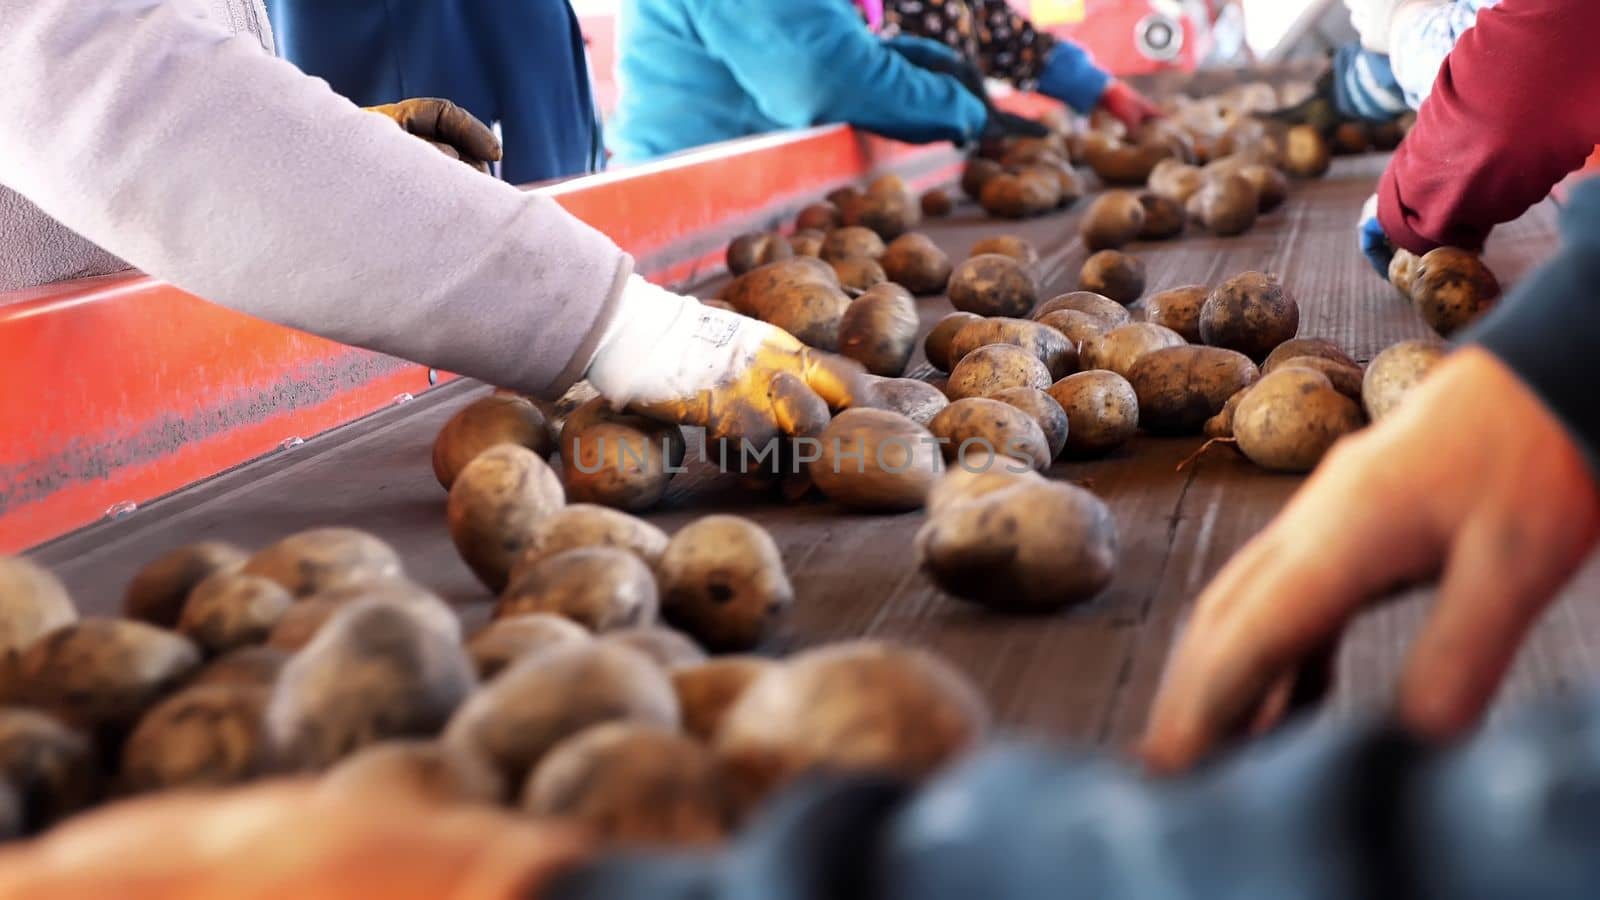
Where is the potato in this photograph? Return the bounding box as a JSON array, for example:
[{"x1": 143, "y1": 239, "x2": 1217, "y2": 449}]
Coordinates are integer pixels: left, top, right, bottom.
[
  {"x1": 1234, "y1": 368, "x2": 1363, "y2": 472},
  {"x1": 968, "y1": 235, "x2": 1039, "y2": 269},
  {"x1": 1078, "y1": 250, "x2": 1146, "y2": 306},
  {"x1": 495, "y1": 548, "x2": 657, "y2": 635},
  {"x1": 1084, "y1": 140, "x2": 1173, "y2": 185},
  {"x1": 242, "y1": 528, "x2": 402, "y2": 598},
  {"x1": 504, "y1": 508, "x2": 668, "y2": 590},
  {"x1": 177, "y1": 571, "x2": 293, "y2": 656},
  {"x1": 826, "y1": 186, "x2": 862, "y2": 208},
  {"x1": 880, "y1": 233, "x2": 952, "y2": 295},
  {"x1": 1036, "y1": 309, "x2": 1108, "y2": 349},
  {"x1": 446, "y1": 444, "x2": 566, "y2": 592},
  {"x1": 948, "y1": 317, "x2": 1076, "y2": 379},
  {"x1": 672, "y1": 657, "x2": 776, "y2": 742},
  {"x1": 828, "y1": 255, "x2": 886, "y2": 295},
  {"x1": 751, "y1": 277, "x2": 853, "y2": 350},
  {"x1": 1363, "y1": 339, "x2": 1449, "y2": 421},
  {"x1": 946, "y1": 344, "x2": 1052, "y2": 400},
  {"x1": 809, "y1": 408, "x2": 944, "y2": 512},
  {"x1": 320, "y1": 740, "x2": 504, "y2": 808},
  {"x1": 1147, "y1": 159, "x2": 1204, "y2": 204},
  {"x1": 1048, "y1": 371, "x2": 1140, "y2": 455},
  {"x1": 0, "y1": 709, "x2": 98, "y2": 833},
  {"x1": 1410, "y1": 247, "x2": 1501, "y2": 335},
  {"x1": 1137, "y1": 192, "x2": 1186, "y2": 240},
  {"x1": 716, "y1": 641, "x2": 986, "y2": 810},
  {"x1": 5, "y1": 619, "x2": 200, "y2": 736},
  {"x1": 120, "y1": 683, "x2": 269, "y2": 792},
  {"x1": 795, "y1": 202, "x2": 840, "y2": 232},
  {"x1": 565, "y1": 420, "x2": 682, "y2": 513},
  {"x1": 444, "y1": 642, "x2": 678, "y2": 787},
  {"x1": 1204, "y1": 387, "x2": 1250, "y2": 439},
  {"x1": 724, "y1": 257, "x2": 839, "y2": 318},
  {"x1": 924, "y1": 312, "x2": 982, "y2": 372},
  {"x1": 788, "y1": 229, "x2": 825, "y2": 258},
  {"x1": 837, "y1": 283, "x2": 918, "y2": 376},
  {"x1": 1081, "y1": 322, "x2": 1187, "y2": 379},
  {"x1": 1275, "y1": 356, "x2": 1364, "y2": 398},
  {"x1": 947, "y1": 254, "x2": 1037, "y2": 318},
  {"x1": 654, "y1": 516, "x2": 792, "y2": 652},
  {"x1": 266, "y1": 576, "x2": 458, "y2": 652},
  {"x1": 726, "y1": 232, "x2": 793, "y2": 276},
  {"x1": 1187, "y1": 173, "x2": 1259, "y2": 236},
  {"x1": 928, "y1": 397, "x2": 1051, "y2": 471},
  {"x1": 1079, "y1": 190, "x2": 1146, "y2": 251},
  {"x1": 1128, "y1": 346, "x2": 1260, "y2": 434},
  {"x1": 990, "y1": 387, "x2": 1069, "y2": 460},
  {"x1": 1389, "y1": 247, "x2": 1420, "y2": 297},
  {"x1": 864, "y1": 375, "x2": 949, "y2": 426},
  {"x1": 1143, "y1": 285, "x2": 1209, "y2": 342},
  {"x1": 821, "y1": 226, "x2": 887, "y2": 263},
  {"x1": 467, "y1": 614, "x2": 591, "y2": 680},
  {"x1": 188, "y1": 645, "x2": 289, "y2": 690},
  {"x1": 524, "y1": 723, "x2": 727, "y2": 845},
  {"x1": 921, "y1": 188, "x2": 954, "y2": 217},
  {"x1": 841, "y1": 176, "x2": 920, "y2": 239},
  {"x1": 1261, "y1": 337, "x2": 1358, "y2": 373},
  {"x1": 961, "y1": 158, "x2": 1005, "y2": 200},
  {"x1": 1198, "y1": 271, "x2": 1299, "y2": 361},
  {"x1": 1238, "y1": 163, "x2": 1288, "y2": 212},
  {"x1": 1284, "y1": 125, "x2": 1332, "y2": 178},
  {"x1": 1031, "y1": 291, "x2": 1132, "y2": 328},
  {"x1": 1371, "y1": 119, "x2": 1405, "y2": 151},
  {"x1": 0, "y1": 557, "x2": 76, "y2": 664},
  {"x1": 604, "y1": 627, "x2": 708, "y2": 670},
  {"x1": 979, "y1": 172, "x2": 1056, "y2": 218},
  {"x1": 123, "y1": 542, "x2": 246, "y2": 627},
  {"x1": 1032, "y1": 160, "x2": 1084, "y2": 207},
  {"x1": 917, "y1": 478, "x2": 1116, "y2": 612},
  {"x1": 268, "y1": 601, "x2": 476, "y2": 770}
]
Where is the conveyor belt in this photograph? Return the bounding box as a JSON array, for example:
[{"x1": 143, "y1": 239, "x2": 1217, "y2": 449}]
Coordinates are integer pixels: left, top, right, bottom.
[{"x1": 32, "y1": 154, "x2": 1582, "y2": 745}]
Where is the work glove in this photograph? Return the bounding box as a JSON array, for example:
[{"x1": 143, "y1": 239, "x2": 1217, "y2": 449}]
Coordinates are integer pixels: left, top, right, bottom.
[
  {"x1": 885, "y1": 35, "x2": 1050, "y2": 140},
  {"x1": 585, "y1": 277, "x2": 872, "y2": 446},
  {"x1": 1357, "y1": 193, "x2": 1394, "y2": 277},
  {"x1": 1343, "y1": 0, "x2": 1409, "y2": 54},
  {"x1": 1097, "y1": 81, "x2": 1162, "y2": 131},
  {"x1": 366, "y1": 98, "x2": 502, "y2": 173},
  {"x1": 1261, "y1": 46, "x2": 1407, "y2": 127}
]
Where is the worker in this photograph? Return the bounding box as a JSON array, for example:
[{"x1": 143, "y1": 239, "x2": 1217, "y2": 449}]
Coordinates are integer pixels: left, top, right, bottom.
[
  {"x1": 265, "y1": 0, "x2": 603, "y2": 184},
  {"x1": 880, "y1": 0, "x2": 1161, "y2": 130},
  {"x1": 607, "y1": 0, "x2": 1038, "y2": 167},
  {"x1": 1354, "y1": 0, "x2": 1599, "y2": 275},
  {"x1": 1345, "y1": 0, "x2": 1499, "y2": 109},
  {"x1": 2, "y1": 0, "x2": 866, "y2": 453}
]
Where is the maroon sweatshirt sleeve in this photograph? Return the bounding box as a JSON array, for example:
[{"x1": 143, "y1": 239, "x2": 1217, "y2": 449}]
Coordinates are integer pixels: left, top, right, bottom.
[{"x1": 1377, "y1": 0, "x2": 1600, "y2": 254}]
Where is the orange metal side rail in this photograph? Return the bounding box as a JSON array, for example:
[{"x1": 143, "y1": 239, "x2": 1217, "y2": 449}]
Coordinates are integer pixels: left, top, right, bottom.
[{"x1": 0, "y1": 118, "x2": 1007, "y2": 552}]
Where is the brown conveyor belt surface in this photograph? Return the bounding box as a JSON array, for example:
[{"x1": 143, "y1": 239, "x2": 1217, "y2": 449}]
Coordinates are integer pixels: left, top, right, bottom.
[{"x1": 33, "y1": 154, "x2": 1581, "y2": 745}]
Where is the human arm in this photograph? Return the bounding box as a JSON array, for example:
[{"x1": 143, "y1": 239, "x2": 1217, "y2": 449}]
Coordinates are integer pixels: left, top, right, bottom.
[
  {"x1": 1387, "y1": 0, "x2": 1493, "y2": 106},
  {"x1": 1376, "y1": 0, "x2": 1600, "y2": 254}
]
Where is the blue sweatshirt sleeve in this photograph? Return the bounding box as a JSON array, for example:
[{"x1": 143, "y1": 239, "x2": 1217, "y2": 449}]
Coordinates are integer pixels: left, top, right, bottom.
[
  {"x1": 687, "y1": 0, "x2": 988, "y2": 146},
  {"x1": 551, "y1": 685, "x2": 1600, "y2": 900},
  {"x1": 1035, "y1": 40, "x2": 1110, "y2": 113}
]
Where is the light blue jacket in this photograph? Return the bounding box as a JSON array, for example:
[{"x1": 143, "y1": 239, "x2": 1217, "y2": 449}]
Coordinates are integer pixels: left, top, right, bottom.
[{"x1": 609, "y1": 0, "x2": 989, "y2": 166}]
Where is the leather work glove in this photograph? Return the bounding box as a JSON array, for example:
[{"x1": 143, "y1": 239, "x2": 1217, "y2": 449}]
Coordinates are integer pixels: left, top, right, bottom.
[
  {"x1": 1357, "y1": 193, "x2": 1394, "y2": 277},
  {"x1": 367, "y1": 98, "x2": 502, "y2": 173},
  {"x1": 585, "y1": 277, "x2": 872, "y2": 446},
  {"x1": 886, "y1": 35, "x2": 1050, "y2": 140}
]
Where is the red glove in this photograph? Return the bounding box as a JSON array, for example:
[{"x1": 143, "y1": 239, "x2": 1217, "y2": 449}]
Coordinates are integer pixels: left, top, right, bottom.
[{"x1": 1099, "y1": 81, "x2": 1161, "y2": 130}]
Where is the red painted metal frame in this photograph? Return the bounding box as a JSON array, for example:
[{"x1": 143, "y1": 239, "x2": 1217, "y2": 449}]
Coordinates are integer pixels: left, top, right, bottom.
[{"x1": 0, "y1": 97, "x2": 1060, "y2": 553}]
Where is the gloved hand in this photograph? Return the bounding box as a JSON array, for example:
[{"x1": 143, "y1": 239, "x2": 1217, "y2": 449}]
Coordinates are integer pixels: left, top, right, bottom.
[
  {"x1": 885, "y1": 35, "x2": 1049, "y2": 140},
  {"x1": 366, "y1": 98, "x2": 502, "y2": 173},
  {"x1": 1261, "y1": 45, "x2": 1407, "y2": 128},
  {"x1": 1343, "y1": 0, "x2": 1408, "y2": 53},
  {"x1": 1357, "y1": 193, "x2": 1395, "y2": 277},
  {"x1": 586, "y1": 277, "x2": 872, "y2": 445},
  {"x1": 1098, "y1": 81, "x2": 1161, "y2": 131}
]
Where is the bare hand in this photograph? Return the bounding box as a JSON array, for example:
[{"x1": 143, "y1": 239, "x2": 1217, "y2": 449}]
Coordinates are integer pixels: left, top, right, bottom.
[{"x1": 1142, "y1": 348, "x2": 1600, "y2": 772}]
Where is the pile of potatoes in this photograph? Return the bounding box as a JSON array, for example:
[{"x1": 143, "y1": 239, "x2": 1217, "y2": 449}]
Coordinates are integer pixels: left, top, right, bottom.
[{"x1": 1, "y1": 519, "x2": 988, "y2": 848}]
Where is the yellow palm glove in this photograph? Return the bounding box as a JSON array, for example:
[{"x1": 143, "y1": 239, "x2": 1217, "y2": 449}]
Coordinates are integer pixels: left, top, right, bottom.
[{"x1": 366, "y1": 98, "x2": 502, "y2": 173}]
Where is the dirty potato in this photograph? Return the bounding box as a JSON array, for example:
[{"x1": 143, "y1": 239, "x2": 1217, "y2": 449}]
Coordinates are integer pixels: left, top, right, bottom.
[
  {"x1": 839, "y1": 283, "x2": 919, "y2": 376},
  {"x1": 968, "y1": 235, "x2": 1039, "y2": 269},
  {"x1": 448, "y1": 444, "x2": 566, "y2": 592},
  {"x1": 5, "y1": 619, "x2": 200, "y2": 736},
  {"x1": 1409, "y1": 247, "x2": 1501, "y2": 336},
  {"x1": 928, "y1": 397, "x2": 1051, "y2": 471},
  {"x1": 1187, "y1": 173, "x2": 1259, "y2": 236},
  {"x1": 946, "y1": 344, "x2": 1053, "y2": 400},
  {"x1": 672, "y1": 657, "x2": 776, "y2": 742},
  {"x1": 1031, "y1": 291, "x2": 1132, "y2": 329},
  {"x1": 1238, "y1": 163, "x2": 1288, "y2": 212},
  {"x1": 432, "y1": 395, "x2": 557, "y2": 491},
  {"x1": 1127, "y1": 346, "x2": 1260, "y2": 434},
  {"x1": 979, "y1": 172, "x2": 1057, "y2": 219},
  {"x1": 466, "y1": 614, "x2": 591, "y2": 680},
  {"x1": 811, "y1": 409, "x2": 944, "y2": 512},
  {"x1": 1143, "y1": 285, "x2": 1209, "y2": 342},
  {"x1": 603, "y1": 627, "x2": 708, "y2": 670},
  {"x1": 1389, "y1": 247, "x2": 1420, "y2": 296},
  {"x1": 947, "y1": 253, "x2": 1037, "y2": 317},
  {"x1": 1234, "y1": 368, "x2": 1364, "y2": 472},
  {"x1": 879, "y1": 233, "x2": 953, "y2": 295},
  {"x1": 123, "y1": 542, "x2": 246, "y2": 627},
  {"x1": 0, "y1": 557, "x2": 77, "y2": 664},
  {"x1": 830, "y1": 255, "x2": 888, "y2": 294},
  {"x1": 507, "y1": 505, "x2": 670, "y2": 582},
  {"x1": 655, "y1": 516, "x2": 793, "y2": 652},
  {"x1": 961, "y1": 158, "x2": 1005, "y2": 200},
  {"x1": 1137, "y1": 192, "x2": 1186, "y2": 240},
  {"x1": 1079, "y1": 190, "x2": 1146, "y2": 251},
  {"x1": 1080, "y1": 322, "x2": 1187, "y2": 379},
  {"x1": 1036, "y1": 309, "x2": 1109, "y2": 349},
  {"x1": 920, "y1": 188, "x2": 954, "y2": 217},
  {"x1": 1273, "y1": 356, "x2": 1364, "y2": 398},
  {"x1": 821, "y1": 226, "x2": 887, "y2": 262},
  {"x1": 1147, "y1": 159, "x2": 1204, "y2": 204},
  {"x1": 795, "y1": 202, "x2": 840, "y2": 232},
  {"x1": 177, "y1": 571, "x2": 294, "y2": 656},
  {"x1": 120, "y1": 683, "x2": 270, "y2": 793},
  {"x1": 726, "y1": 232, "x2": 794, "y2": 277},
  {"x1": 1198, "y1": 271, "x2": 1299, "y2": 361},
  {"x1": 497, "y1": 547, "x2": 658, "y2": 633},
  {"x1": 864, "y1": 375, "x2": 949, "y2": 426},
  {"x1": 0, "y1": 709, "x2": 99, "y2": 833},
  {"x1": 948, "y1": 317, "x2": 1077, "y2": 379},
  {"x1": 320, "y1": 739, "x2": 504, "y2": 808},
  {"x1": 924, "y1": 312, "x2": 984, "y2": 372},
  {"x1": 266, "y1": 576, "x2": 458, "y2": 652},
  {"x1": 187, "y1": 645, "x2": 290, "y2": 690},
  {"x1": 1047, "y1": 371, "x2": 1140, "y2": 455},
  {"x1": 990, "y1": 387, "x2": 1070, "y2": 460},
  {"x1": 788, "y1": 229, "x2": 825, "y2": 258},
  {"x1": 1283, "y1": 125, "x2": 1332, "y2": 178},
  {"x1": 1261, "y1": 337, "x2": 1357, "y2": 373},
  {"x1": 1362, "y1": 339, "x2": 1450, "y2": 421},
  {"x1": 242, "y1": 528, "x2": 403, "y2": 598},
  {"x1": 1078, "y1": 250, "x2": 1146, "y2": 306}
]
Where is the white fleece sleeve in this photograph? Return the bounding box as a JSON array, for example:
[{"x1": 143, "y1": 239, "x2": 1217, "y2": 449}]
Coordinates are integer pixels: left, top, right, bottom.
[{"x1": 0, "y1": 0, "x2": 631, "y2": 396}]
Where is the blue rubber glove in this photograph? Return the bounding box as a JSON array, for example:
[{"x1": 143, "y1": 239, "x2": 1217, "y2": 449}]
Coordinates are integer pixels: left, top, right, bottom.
[{"x1": 1358, "y1": 193, "x2": 1394, "y2": 277}]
